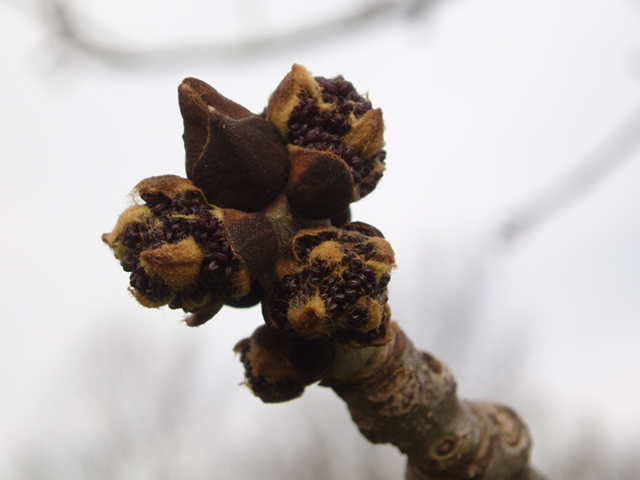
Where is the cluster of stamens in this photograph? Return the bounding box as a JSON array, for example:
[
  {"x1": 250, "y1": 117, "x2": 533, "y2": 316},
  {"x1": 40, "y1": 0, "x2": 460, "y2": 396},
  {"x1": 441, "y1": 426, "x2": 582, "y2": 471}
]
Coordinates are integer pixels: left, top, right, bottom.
[
  {"x1": 114, "y1": 189, "x2": 243, "y2": 312},
  {"x1": 264, "y1": 226, "x2": 394, "y2": 346},
  {"x1": 286, "y1": 76, "x2": 386, "y2": 198}
]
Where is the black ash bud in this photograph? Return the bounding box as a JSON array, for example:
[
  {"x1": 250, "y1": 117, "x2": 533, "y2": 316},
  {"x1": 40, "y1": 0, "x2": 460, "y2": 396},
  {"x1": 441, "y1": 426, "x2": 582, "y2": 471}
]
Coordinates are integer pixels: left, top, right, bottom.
[
  {"x1": 234, "y1": 325, "x2": 332, "y2": 403},
  {"x1": 266, "y1": 64, "x2": 387, "y2": 219},
  {"x1": 262, "y1": 224, "x2": 395, "y2": 347},
  {"x1": 179, "y1": 77, "x2": 291, "y2": 212},
  {"x1": 103, "y1": 175, "x2": 277, "y2": 326}
]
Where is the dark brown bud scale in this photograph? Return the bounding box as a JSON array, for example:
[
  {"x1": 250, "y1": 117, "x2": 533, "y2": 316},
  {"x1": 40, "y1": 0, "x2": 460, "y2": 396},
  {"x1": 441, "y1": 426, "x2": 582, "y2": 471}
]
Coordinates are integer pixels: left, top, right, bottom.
[
  {"x1": 179, "y1": 78, "x2": 291, "y2": 212},
  {"x1": 330, "y1": 208, "x2": 352, "y2": 228},
  {"x1": 222, "y1": 209, "x2": 279, "y2": 277},
  {"x1": 285, "y1": 146, "x2": 354, "y2": 219},
  {"x1": 342, "y1": 221, "x2": 385, "y2": 239},
  {"x1": 225, "y1": 281, "x2": 265, "y2": 308}
]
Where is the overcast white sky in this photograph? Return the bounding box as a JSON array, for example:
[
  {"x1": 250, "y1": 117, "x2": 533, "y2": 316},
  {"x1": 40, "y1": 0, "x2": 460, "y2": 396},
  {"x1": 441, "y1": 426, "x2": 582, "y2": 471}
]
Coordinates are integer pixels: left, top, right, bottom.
[{"x1": 1, "y1": 0, "x2": 639, "y2": 477}]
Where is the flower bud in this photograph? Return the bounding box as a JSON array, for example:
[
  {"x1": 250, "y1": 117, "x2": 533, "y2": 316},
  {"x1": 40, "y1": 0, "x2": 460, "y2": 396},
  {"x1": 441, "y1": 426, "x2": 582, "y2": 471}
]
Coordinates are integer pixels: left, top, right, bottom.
[
  {"x1": 234, "y1": 325, "x2": 332, "y2": 403},
  {"x1": 266, "y1": 64, "x2": 386, "y2": 218},
  {"x1": 262, "y1": 224, "x2": 395, "y2": 347},
  {"x1": 103, "y1": 175, "x2": 277, "y2": 326},
  {"x1": 178, "y1": 78, "x2": 290, "y2": 212}
]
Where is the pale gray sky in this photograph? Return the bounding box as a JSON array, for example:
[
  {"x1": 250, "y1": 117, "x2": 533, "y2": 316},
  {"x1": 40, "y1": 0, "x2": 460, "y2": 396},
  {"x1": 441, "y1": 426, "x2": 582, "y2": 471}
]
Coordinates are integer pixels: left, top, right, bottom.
[{"x1": 1, "y1": 0, "x2": 639, "y2": 477}]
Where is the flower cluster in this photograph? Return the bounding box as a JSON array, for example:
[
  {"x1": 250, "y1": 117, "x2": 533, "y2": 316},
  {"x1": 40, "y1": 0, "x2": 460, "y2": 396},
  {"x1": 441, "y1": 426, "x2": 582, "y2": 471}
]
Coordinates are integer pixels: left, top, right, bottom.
[
  {"x1": 102, "y1": 175, "x2": 276, "y2": 326},
  {"x1": 263, "y1": 224, "x2": 395, "y2": 347},
  {"x1": 267, "y1": 64, "x2": 386, "y2": 219},
  {"x1": 233, "y1": 326, "x2": 332, "y2": 403},
  {"x1": 104, "y1": 64, "x2": 393, "y2": 401}
]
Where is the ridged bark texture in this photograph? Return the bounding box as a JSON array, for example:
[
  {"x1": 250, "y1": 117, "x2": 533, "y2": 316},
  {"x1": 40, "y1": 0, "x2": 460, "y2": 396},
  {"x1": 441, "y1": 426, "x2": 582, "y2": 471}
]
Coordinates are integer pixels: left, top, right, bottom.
[{"x1": 323, "y1": 324, "x2": 547, "y2": 480}]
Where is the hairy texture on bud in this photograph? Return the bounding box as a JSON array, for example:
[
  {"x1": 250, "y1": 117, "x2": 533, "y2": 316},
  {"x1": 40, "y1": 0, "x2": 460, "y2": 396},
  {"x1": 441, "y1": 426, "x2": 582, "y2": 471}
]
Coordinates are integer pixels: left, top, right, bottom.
[
  {"x1": 285, "y1": 145, "x2": 354, "y2": 219},
  {"x1": 234, "y1": 325, "x2": 333, "y2": 403},
  {"x1": 103, "y1": 175, "x2": 277, "y2": 326},
  {"x1": 263, "y1": 224, "x2": 395, "y2": 347},
  {"x1": 225, "y1": 281, "x2": 265, "y2": 309},
  {"x1": 266, "y1": 64, "x2": 386, "y2": 214},
  {"x1": 330, "y1": 208, "x2": 352, "y2": 228},
  {"x1": 179, "y1": 78, "x2": 290, "y2": 212}
]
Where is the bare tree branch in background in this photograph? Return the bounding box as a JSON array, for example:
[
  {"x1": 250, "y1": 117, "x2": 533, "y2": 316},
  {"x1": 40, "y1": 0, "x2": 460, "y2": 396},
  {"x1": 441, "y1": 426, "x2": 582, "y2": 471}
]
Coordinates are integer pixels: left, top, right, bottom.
[
  {"x1": 498, "y1": 104, "x2": 640, "y2": 245},
  {"x1": 9, "y1": 324, "x2": 403, "y2": 480},
  {"x1": 38, "y1": 0, "x2": 640, "y2": 244},
  {"x1": 40, "y1": 0, "x2": 438, "y2": 69},
  {"x1": 10, "y1": 326, "x2": 237, "y2": 480},
  {"x1": 420, "y1": 104, "x2": 640, "y2": 386}
]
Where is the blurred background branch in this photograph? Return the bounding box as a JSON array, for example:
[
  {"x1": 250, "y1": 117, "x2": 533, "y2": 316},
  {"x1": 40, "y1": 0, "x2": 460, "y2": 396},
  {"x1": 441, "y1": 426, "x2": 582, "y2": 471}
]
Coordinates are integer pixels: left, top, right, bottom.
[
  {"x1": 2, "y1": 0, "x2": 640, "y2": 478},
  {"x1": 37, "y1": 0, "x2": 640, "y2": 249},
  {"x1": 40, "y1": 0, "x2": 440, "y2": 68},
  {"x1": 499, "y1": 103, "x2": 640, "y2": 245}
]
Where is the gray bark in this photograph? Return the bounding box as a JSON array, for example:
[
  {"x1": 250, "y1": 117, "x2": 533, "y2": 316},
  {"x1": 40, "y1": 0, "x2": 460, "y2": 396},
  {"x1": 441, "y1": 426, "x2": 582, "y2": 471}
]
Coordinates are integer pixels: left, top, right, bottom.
[{"x1": 322, "y1": 324, "x2": 546, "y2": 480}]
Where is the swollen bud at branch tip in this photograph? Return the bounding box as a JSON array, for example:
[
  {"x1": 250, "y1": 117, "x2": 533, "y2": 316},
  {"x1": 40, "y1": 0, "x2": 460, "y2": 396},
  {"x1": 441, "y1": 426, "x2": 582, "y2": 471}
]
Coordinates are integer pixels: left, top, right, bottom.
[
  {"x1": 234, "y1": 325, "x2": 332, "y2": 403},
  {"x1": 102, "y1": 175, "x2": 277, "y2": 326},
  {"x1": 263, "y1": 223, "x2": 395, "y2": 347},
  {"x1": 266, "y1": 64, "x2": 387, "y2": 219},
  {"x1": 178, "y1": 78, "x2": 291, "y2": 212}
]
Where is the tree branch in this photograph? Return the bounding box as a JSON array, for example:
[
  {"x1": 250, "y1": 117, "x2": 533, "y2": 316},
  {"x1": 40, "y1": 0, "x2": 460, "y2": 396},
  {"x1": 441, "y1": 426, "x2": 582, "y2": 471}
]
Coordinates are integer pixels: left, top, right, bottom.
[
  {"x1": 235, "y1": 319, "x2": 547, "y2": 478},
  {"x1": 42, "y1": 0, "x2": 438, "y2": 68},
  {"x1": 499, "y1": 104, "x2": 640, "y2": 244},
  {"x1": 322, "y1": 325, "x2": 544, "y2": 479}
]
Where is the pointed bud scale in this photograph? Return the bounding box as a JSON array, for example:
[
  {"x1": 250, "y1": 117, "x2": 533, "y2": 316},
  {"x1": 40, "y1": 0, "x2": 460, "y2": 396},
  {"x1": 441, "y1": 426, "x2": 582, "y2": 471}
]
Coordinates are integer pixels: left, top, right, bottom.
[
  {"x1": 180, "y1": 77, "x2": 253, "y2": 120},
  {"x1": 342, "y1": 108, "x2": 385, "y2": 160},
  {"x1": 285, "y1": 145, "x2": 354, "y2": 219},
  {"x1": 223, "y1": 209, "x2": 278, "y2": 276},
  {"x1": 265, "y1": 64, "x2": 322, "y2": 139},
  {"x1": 185, "y1": 302, "x2": 224, "y2": 327},
  {"x1": 178, "y1": 78, "x2": 290, "y2": 212}
]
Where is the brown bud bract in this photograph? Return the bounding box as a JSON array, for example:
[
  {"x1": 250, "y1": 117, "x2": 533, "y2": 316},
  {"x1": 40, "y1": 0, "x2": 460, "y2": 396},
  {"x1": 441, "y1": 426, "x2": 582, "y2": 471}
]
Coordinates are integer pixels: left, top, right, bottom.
[
  {"x1": 135, "y1": 174, "x2": 200, "y2": 198},
  {"x1": 225, "y1": 281, "x2": 265, "y2": 308},
  {"x1": 139, "y1": 237, "x2": 204, "y2": 290},
  {"x1": 343, "y1": 108, "x2": 385, "y2": 160},
  {"x1": 285, "y1": 145, "x2": 354, "y2": 219},
  {"x1": 179, "y1": 78, "x2": 291, "y2": 212},
  {"x1": 223, "y1": 209, "x2": 278, "y2": 277},
  {"x1": 343, "y1": 221, "x2": 385, "y2": 239},
  {"x1": 265, "y1": 64, "x2": 321, "y2": 139},
  {"x1": 185, "y1": 302, "x2": 224, "y2": 327},
  {"x1": 330, "y1": 208, "x2": 352, "y2": 227}
]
